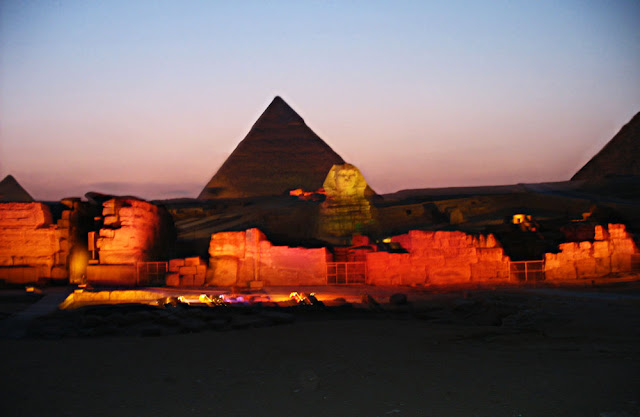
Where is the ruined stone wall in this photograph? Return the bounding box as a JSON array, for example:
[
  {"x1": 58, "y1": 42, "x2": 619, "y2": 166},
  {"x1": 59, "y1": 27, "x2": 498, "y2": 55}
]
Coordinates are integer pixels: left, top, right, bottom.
[
  {"x1": 545, "y1": 224, "x2": 638, "y2": 280},
  {"x1": 166, "y1": 257, "x2": 207, "y2": 287},
  {"x1": 367, "y1": 230, "x2": 510, "y2": 286},
  {"x1": 208, "y1": 228, "x2": 329, "y2": 287},
  {"x1": 0, "y1": 203, "x2": 67, "y2": 283},
  {"x1": 96, "y1": 198, "x2": 172, "y2": 265}
]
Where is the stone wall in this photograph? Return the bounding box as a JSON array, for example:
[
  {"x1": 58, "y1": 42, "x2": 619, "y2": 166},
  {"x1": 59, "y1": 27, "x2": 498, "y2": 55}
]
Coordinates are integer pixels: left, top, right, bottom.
[
  {"x1": 208, "y1": 228, "x2": 330, "y2": 287},
  {"x1": 545, "y1": 224, "x2": 638, "y2": 280},
  {"x1": 0, "y1": 203, "x2": 61, "y2": 283},
  {"x1": 367, "y1": 230, "x2": 510, "y2": 286},
  {"x1": 96, "y1": 198, "x2": 173, "y2": 265},
  {"x1": 166, "y1": 257, "x2": 207, "y2": 287}
]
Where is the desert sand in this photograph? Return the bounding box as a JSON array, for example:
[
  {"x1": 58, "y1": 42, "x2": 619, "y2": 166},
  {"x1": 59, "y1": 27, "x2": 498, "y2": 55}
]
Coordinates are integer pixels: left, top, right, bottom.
[{"x1": 1, "y1": 283, "x2": 640, "y2": 417}]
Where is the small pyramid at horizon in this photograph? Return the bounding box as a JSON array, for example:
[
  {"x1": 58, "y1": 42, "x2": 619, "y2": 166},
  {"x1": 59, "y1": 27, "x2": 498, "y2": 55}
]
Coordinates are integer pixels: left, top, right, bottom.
[
  {"x1": 199, "y1": 96, "x2": 345, "y2": 199},
  {"x1": 0, "y1": 175, "x2": 34, "y2": 202}
]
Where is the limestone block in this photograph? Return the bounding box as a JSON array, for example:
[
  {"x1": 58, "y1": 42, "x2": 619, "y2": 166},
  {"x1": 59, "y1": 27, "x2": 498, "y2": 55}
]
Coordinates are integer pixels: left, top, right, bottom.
[
  {"x1": 579, "y1": 241, "x2": 592, "y2": 251},
  {"x1": 595, "y1": 257, "x2": 611, "y2": 276},
  {"x1": 559, "y1": 242, "x2": 578, "y2": 255},
  {"x1": 185, "y1": 256, "x2": 203, "y2": 266},
  {"x1": 477, "y1": 248, "x2": 506, "y2": 262},
  {"x1": 612, "y1": 238, "x2": 637, "y2": 255},
  {"x1": 180, "y1": 275, "x2": 195, "y2": 286},
  {"x1": 209, "y1": 231, "x2": 246, "y2": 258},
  {"x1": 179, "y1": 266, "x2": 197, "y2": 275},
  {"x1": 169, "y1": 258, "x2": 184, "y2": 272},
  {"x1": 86, "y1": 264, "x2": 137, "y2": 286},
  {"x1": 166, "y1": 272, "x2": 180, "y2": 287},
  {"x1": 594, "y1": 225, "x2": 609, "y2": 241},
  {"x1": 98, "y1": 249, "x2": 143, "y2": 265},
  {"x1": 593, "y1": 241, "x2": 610, "y2": 258},
  {"x1": 0, "y1": 203, "x2": 53, "y2": 228},
  {"x1": 99, "y1": 229, "x2": 115, "y2": 238},
  {"x1": 103, "y1": 215, "x2": 118, "y2": 226},
  {"x1": 471, "y1": 262, "x2": 509, "y2": 281},
  {"x1": 485, "y1": 234, "x2": 498, "y2": 248},
  {"x1": 546, "y1": 265, "x2": 577, "y2": 280},
  {"x1": 196, "y1": 264, "x2": 207, "y2": 276},
  {"x1": 429, "y1": 264, "x2": 471, "y2": 284},
  {"x1": 608, "y1": 224, "x2": 628, "y2": 239},
  {"x1": 575, "y1": 258, "x2": 597, "y2": 278},
  {"x1": 51, "y1": 266, "x2": 68, "y2": 280},
  {"x1": 544, "y1": 253, "x2": 560, "y2": 269},
  {"x1": 611, "y1": 253, "x2": 632, "y2": 273},
  {"x1": 210, "y1": 256, "x2": 239, "y2": 286},
  {"x1": 193, "y1": 273, "x2": 205, "y2": 287},
  {"x1": 0, "y1": 266, "x2": 41, "y2": 284},
  {"x1": 102, "y1": 200, "x2": 117, "y2": 216}
]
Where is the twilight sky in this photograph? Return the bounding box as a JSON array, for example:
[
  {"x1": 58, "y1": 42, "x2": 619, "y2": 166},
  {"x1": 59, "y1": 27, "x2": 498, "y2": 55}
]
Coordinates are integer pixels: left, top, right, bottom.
[{"x1": 1, "y1": 1, "x2": 639, "y2": 201}]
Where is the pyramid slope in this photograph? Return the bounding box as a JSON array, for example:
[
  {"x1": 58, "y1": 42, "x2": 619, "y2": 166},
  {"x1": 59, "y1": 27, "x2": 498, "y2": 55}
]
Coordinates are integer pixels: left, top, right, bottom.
[
  {"x1": 572, "y1": 111, "x2": 640, "y2": 181},
  {"x1": 199, "y1": 97, "x2": 345, "y2": 199},
  {"x1": 0, "y1": 175, "x2": 34, "y2": 202}
]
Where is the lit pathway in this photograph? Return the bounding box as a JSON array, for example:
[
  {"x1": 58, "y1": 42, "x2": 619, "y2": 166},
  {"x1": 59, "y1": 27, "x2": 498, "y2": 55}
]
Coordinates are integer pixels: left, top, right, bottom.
[{"x1": 0, "y1": 288, "x2": 74, "y2": 339}]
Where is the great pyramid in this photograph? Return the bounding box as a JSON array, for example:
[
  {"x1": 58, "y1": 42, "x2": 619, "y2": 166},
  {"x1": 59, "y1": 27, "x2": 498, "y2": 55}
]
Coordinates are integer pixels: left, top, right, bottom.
[
  {"x1": 0, "y1": 175, "x2": 34, "y2": 202},
  {"x1": 199, "y1": 97, "x2": 345, "y2": 199},
  {"x1": 572, "y1": 111, "x2": 640, "y2": 180}
]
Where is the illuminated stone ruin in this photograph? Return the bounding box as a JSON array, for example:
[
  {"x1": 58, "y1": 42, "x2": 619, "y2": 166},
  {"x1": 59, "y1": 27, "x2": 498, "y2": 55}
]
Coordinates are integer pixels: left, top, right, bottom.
[
  {"x1": 367, "y1": 230, "x2": 510, "y2": 286},
  {"x1": 0, "y1": 201, "x2": 84, "y2": 283},
  {"x1": 87, "y1": 197, "x2": 174, "y2": 285},
  {"x1": 208, "y1": 228, "x2": 329, "y2": 287},
  {"x1": 166, "y1": 257, "x2": 207, "y2": 287},
  {"x1": 318, "y1": 163, "x2": 376, "y2": 244},
  {"x1": 545, "y1": 224, "x2": 639, "y2": 280}
]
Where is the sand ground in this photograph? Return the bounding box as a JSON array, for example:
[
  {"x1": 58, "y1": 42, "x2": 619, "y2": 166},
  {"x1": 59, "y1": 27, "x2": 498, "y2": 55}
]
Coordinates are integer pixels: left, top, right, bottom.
[{"x1": 1, "y1": 284, "x2": 640, "y2": 417}]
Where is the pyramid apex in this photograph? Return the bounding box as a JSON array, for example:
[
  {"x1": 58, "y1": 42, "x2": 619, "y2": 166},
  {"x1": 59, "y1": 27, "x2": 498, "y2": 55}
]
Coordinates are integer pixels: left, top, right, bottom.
[
  {"x1": 198, "y1": 97, "x2": 345, "y2": 199},
  {"x1": 251, "y1": 95, "x2": 305, "y2": 128},
  {"x1": 0, "y1": 174, "x2": 34, "y2": 202}
]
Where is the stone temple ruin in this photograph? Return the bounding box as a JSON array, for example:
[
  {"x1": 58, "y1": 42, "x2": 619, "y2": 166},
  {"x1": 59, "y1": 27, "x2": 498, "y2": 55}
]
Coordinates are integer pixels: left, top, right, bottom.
[{"x1": 1, "y1": 100, "x2": 639, "y2": 288}]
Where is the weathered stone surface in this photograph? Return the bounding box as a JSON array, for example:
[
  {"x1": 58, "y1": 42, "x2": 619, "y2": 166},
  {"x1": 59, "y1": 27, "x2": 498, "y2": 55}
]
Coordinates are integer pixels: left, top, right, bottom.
[
  {"x1": 199, "y1": 96, "x2": 345, "y2": 199},
  {"x1": 367, "y1": 230, "x2": 510, "y2": 286},
  {"x1": 169, "y1": 258, "x2": 184, "y2": 272},
  {"x1": 96, "y1": 198, "x2": 174, "y2": 265},
  {"x1": 209, "y1": 231, "x2": 247, "y2": 258},
  {"x1": 208, "y1": 228, "x2": 329, "y2": 286},
  {"x1": 545, "y1": 223, "x2": 638, "y2": 279},
  {"x1": 318, "y1": 164, "x2": 376, "y2": 242},
  {"x1": 0, "y1": 203, "x2": 52, "y2": 228},
  {"x1": 86, "y1": 264, "x2": 137, "y2": 286},
  {"x1": 0, "y1": 203, "x2": 66, "y2": 282}
]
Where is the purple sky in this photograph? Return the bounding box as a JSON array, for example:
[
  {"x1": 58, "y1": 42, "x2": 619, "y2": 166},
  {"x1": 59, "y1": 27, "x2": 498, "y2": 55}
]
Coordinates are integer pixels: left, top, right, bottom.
[{"x1": 1, "y1": 1, "x2": 639, "y2": 201}]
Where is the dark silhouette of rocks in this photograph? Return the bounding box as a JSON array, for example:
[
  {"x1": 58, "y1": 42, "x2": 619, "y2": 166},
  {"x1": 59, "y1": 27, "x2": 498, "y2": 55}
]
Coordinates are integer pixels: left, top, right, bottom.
[
  {"x1": 572, "y1": 111, "x2": 640, "y2": 180},
  {"x1": 198, "y1": 96, "x2": 345, "y2": 199},
  {"x1": 0, "y1": 175, "x2": 34, "y2": 202}
]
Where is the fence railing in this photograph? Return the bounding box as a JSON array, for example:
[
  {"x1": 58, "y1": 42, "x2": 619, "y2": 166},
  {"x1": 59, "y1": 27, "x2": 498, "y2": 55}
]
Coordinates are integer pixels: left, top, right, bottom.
[
  {"x1": 327, "y1": 262, "x2": 367, "y2": 285},
  {"x1": 509, "y1": 260, "x2": 545, "y2": 281},
  {"x1": 136, "y1": 262, "x2": 168, "y2": 286}
]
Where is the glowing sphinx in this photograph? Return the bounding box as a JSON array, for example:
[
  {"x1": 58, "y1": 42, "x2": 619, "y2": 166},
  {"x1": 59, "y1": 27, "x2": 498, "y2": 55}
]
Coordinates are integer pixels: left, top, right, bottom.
[{"x1": 317, "y1": 164, "x2": 376, "y2": 244}]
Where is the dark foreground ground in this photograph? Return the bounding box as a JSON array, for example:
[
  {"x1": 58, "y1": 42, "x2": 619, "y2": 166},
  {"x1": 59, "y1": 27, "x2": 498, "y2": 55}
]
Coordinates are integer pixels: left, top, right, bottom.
[{"x1": 1, "y1": 283, "x2": 640, "y2": 417}]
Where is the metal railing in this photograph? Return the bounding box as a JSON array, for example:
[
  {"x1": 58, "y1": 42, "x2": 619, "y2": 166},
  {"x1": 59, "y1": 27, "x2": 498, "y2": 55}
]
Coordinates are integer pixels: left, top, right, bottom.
[
  {"x1": 509, "y1": 260, "x2": 545, "y2": 281},
  {"x1": 327, "y1": 262, "x2": 367, "y2": 285},
  {"x1": 136, "y1": 262, "x2": 168, "y2": 286}
]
